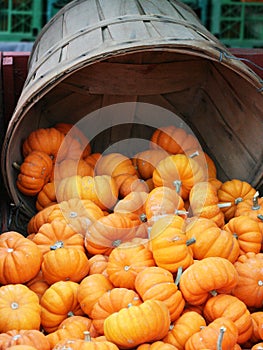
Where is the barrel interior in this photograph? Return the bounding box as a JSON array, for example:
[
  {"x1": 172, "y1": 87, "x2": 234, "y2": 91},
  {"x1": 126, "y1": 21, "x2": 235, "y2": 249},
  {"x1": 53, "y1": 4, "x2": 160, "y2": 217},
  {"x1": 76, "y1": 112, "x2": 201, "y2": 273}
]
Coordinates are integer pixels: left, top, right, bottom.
[{"x1": 5, "y1": 48, "x2": 263, "y2": 221}]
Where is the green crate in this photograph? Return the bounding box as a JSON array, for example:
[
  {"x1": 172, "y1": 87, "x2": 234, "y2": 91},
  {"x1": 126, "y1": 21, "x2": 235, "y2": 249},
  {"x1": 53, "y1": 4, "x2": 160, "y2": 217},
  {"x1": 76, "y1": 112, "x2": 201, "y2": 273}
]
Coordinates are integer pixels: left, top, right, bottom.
[
  {"x1": 210, "y1": 0, "x2": 263, "y2": 48},
  {"x1": 0, "y1": 0, "x2": 43, "y2": 42},
  {"x1": 46, "y1": 0, "x2": 72, "y2": 21},
  {"x1": 180, "y1": 0, "x2": 208, "y2": 26}
]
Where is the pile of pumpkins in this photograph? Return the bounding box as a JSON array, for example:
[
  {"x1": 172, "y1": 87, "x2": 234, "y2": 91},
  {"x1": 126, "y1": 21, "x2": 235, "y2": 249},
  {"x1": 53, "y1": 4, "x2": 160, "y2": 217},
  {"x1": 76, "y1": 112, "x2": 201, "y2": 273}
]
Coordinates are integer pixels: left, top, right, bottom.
[{"x1": 0, "y1": 123, "x2": 262, "y2": 350}]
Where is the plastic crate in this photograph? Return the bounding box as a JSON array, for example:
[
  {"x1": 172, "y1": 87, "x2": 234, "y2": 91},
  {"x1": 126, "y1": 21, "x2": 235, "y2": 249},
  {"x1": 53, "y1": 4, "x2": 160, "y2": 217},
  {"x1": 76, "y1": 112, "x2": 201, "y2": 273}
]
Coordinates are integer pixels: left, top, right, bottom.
[
  {"x1": 0, "y1": 0, "x2": 43, "y2": 42},
  {"x1": 46, "y1": 0, "x2": 72, "y2": 21},
  {"x1": 180, "y1": 0, "x2": 208, "y2": 26},
  {"x1": 210, "y1": 0, "x2": 263, "y2": 48}
]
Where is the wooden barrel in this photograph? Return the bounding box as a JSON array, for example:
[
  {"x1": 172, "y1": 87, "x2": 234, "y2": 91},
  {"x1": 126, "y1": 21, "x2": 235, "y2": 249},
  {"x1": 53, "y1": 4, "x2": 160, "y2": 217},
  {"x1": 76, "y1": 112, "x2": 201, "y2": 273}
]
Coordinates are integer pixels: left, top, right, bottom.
[{"x1": 1, "y1": 0, "x2": 263, "y2": 221}]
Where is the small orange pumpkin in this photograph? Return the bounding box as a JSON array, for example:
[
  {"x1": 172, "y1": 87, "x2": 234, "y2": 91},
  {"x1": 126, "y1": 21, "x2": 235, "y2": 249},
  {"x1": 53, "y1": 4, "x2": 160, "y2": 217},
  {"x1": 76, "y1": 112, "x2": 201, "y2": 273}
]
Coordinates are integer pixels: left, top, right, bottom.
[
  {"x1": 232, "y1": 252, "x2": 263, "y2": 308},
  {"x1": 0, "y1": 231, "x2": 42, "y2": 285},
  {"x1": 106, "y1": 242, "x2": 155, "y2": 290},
  {"x1": 185, "y1": 317, "x2": 238, "y2": 350},
  {"x1": 41, "y1": 280, "x2": 84, "y2": 333},
  {"x1": 134, "y1": 266, "x2": 185, "y2": 321},
  {"x1": 91, "y1": 287, "x2": 142, "y2": 335},
  {"x1": 104, "y1": 300, "x2": 171, "y2": 349},
  {"x1": 179, "y1": 257, "x2": 239, "y2": 305},
  {"x1": 152, "y1": 154, "x2": 206, "y2": 200},
  {"x1": 35, "y1": 182, "x2": 57, "y2": 211},
  {"x1": 148, "y1": 215, "x2": 194, "y2": 273},
  {"x1": 189, "y1": 181, "x2": 225, "y2": 227},
  {"x1": 77, "y1": 274, "x2": 114, "y2": 317},
  {"x1": 163, "y1": 311, "x2": 206, "y2": 350},
  {"x1": 0, "y1": 284, "x2": 41, "y2": 332},
  {"x1": 41, "y1": 247, "x2": 89, "y2": 284},
  {"x1": 22, "y1": 127, "x2": 65, "y2": 161},
  {"x1": 203, "y1": 294, "x2": 253, "y2": 344},
  {"x1": 32, "y1": 220, "x2": 85, "y2": 255},
  {"x1": 218, "y1": 179, "x2": 256, "y2": 221},
  {"x1": 16, "y1": 151, "x2": 53, "y2": 196},
  {"x1": 150, "y1": 125, "x2": 200, "y2": 155}
]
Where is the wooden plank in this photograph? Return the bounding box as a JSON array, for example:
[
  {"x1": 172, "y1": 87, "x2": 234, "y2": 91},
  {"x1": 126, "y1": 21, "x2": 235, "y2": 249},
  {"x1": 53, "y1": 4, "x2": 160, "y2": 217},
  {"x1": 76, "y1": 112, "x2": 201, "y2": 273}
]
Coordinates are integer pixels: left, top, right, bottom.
[
  {"x1": 67, "y1": 60, "x2": 205, "y2": 96},
  {"x1": 208, "y1": 62, "x2": 263, "y2": 159},
  {"x1": 91, "y1": 94, "x2": 138, "y2": 155},
  {"x1": 98, "y1": 0, "x2": 150, "y2": 41}
]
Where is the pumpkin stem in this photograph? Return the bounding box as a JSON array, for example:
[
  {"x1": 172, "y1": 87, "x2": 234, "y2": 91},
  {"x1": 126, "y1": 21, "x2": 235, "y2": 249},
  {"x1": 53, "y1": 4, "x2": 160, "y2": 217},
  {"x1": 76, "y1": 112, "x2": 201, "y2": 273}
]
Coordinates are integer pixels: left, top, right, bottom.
[
  {"x1": 173, "y1": 180, "x2": 182, "y2": 194},
  {"x1": 234, "y1": 197, "x2": 243, "y2": 205},
  {"x1": 175, "y1": 209, "x2": 188, "y2": 216},
  {"x1": 210, "y1": 290, "x2": 218, "y2": 297},
  {"x1": 252, "y1": 191, "x2": 260, "y2": 210},
  {"x1": 140, "y1": 213, "x2": 147, "y2": 223},
  {"x1": 218, "y1": 202, "x2": 232, "y2": 209},
  {"x1": 217, "y1": 326, "x2": 226, "y2": 350},
  {"x1": 12, "y1": 162, "x2": 21, "y2": 171},
  {"x1": 83, "y1": 331, "x2": 91, "y2": 342},
  {"x1": 186, "y1": 237, "x2": 196, "y2": 246},
  {"x1": 11, "y1": 302, "x2": 19, "y2": 310},
  {"x1": 257, "y1": 214, "x2": 263, "y2": 221},
  {"x1": 174, "y1": 266, "x2": 183, "y2": 286},
  {"x1": 189, "y1": 150, "x2": 200, "y2": 158},
  {"x1": 50, "y1": 240, "x2": 64, "y2": 250}
]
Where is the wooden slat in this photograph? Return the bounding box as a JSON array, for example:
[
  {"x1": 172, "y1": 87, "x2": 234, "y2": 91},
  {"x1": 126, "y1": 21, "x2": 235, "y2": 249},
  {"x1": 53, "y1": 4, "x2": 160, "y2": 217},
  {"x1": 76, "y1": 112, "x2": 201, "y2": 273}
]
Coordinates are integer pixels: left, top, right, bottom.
[
  {"x1": 64, "y1": 60, "x2": 205, "y2": 96},
  {"x1": 98, "y1": 0, "x2": 151, "y2": 41}
]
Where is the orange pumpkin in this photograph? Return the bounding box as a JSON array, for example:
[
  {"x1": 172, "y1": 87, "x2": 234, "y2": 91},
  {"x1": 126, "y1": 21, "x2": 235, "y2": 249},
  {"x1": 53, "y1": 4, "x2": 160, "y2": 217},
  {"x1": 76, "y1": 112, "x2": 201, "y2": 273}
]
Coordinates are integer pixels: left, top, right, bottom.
[
  {"x1": 235, "y1": 192, "x2": 263, "y2": 221},
  {"x1": 148, "y1": 215, "x2": 194, "y2": 273},
  {"x1": 132, "y1": 149, "x2": 169, "y2": 180},
  {"x1": 114, "y1": 173, "x2": 149, "y2": 198},
  {"x1": 163, "y1": 311, "x2": 206, "y2": 350},
  {"x1": 179, "y1": 257, "x2": 239, "y2": 305},
  {"x1": 104, "y1": 300, "x2": 170, "y2": 349},
  {"x1": 41, "y1": 247, "x2": 89, "y2": 284},
  {"x1": 16, "y1": 151, "x2": 53, "y2": 196},
  {"x1": 189, "y1": 181, "x2": 225, "y2": 227},
  {"x1": 218, "y1": 179, "x2": 256, "y2": 221},
  {"x1": 144, "y1": 186, "x2": 186, "y2": 223},
  {"x1": 152, "y1": 154, "x2": 206, "y2": 200},
  {"x1": 232, "y1": 252, "x2": 263, "y2": 308},
  {"x1": 27, "y1": 204, "x2": 58, "y2": 234},
  {"x1": 150, "y1": 125, "x2": 200, "y2": 155},
  {"x1": 87, "y1": 254, "x2": 109, "y2": 277},
  {"x1": 114, "y1": 191, "x2": 148, "y2": 223},
  {"x1": 41, "y1": 280, "x2": 84, "y2": 333},
  {"x1": 0, "y1": 284, "x2": 41, "y2": 332},
  {"x1": 52, "y1": 158, "x2": 94, "y2": 182},
  {"x1": 185, "y1": 217, "x2": 240, "y2": 263},
  {"x1": 47, "y1": 198, "x2": 104, "y2": 236},
  {"x1": 22, "y1": 127, "x2": 65, "y2": 161},
  {"x1": 46, "y1": 315, "x2": 95, "y2": 348},
  {"x1": 56, "y1": 175, "x2": 118, "y2": 211},
  {"x1": 84, "y1": 212, "x2": 136, "y2": 256},
  {"x1": 106, "y1": 242, "x2": 155, "y2": 290},
  {"x1": 53, "y1": 331, "x2": 119, "y2": 350},
  {"x1": 223, "y1": 215, "x2": 262, "y2": 255},
  {"x1": 83, "y1": 153, "x2": 101, "y2": 168},
  {"x1": 54, "y1": 122, "x2": 91, "y2": 158},
  {"x1": 91, "y1": 287, "x2": 142, "y2": 335},
  {"x1": 203, "y1": 294, "x2": 253, "y2": 344},
  {"x1": 95, "y1": 153, "x2": 137, "y2": 178},
  {"x1": 137, "y1": 342, "x2": 179, "y2": 350},
  {"x1": 134, "y1": 266, "x2": 185, "y2": 321},
  {"x1": 0, "y1": 329, "x2": 50, "y2": 350},
  {"x1": 77, "y1": 274, "x2": 114, "y2": 317},
  {"x1": 0, "y1": 231, "x2": 42, "y2": 284},
  {"x1": 26, "y1": 270, "x2": 49, "y2": 302},
  {"x1": 32, "y1": 220, "x2": 85, "y2": 255},
  {"x1": 35, "y1": 182, "x2": 57, "y2": 211},
  {"x1": 185, "y1": 317, "x2": 238, "y2": 350}
]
